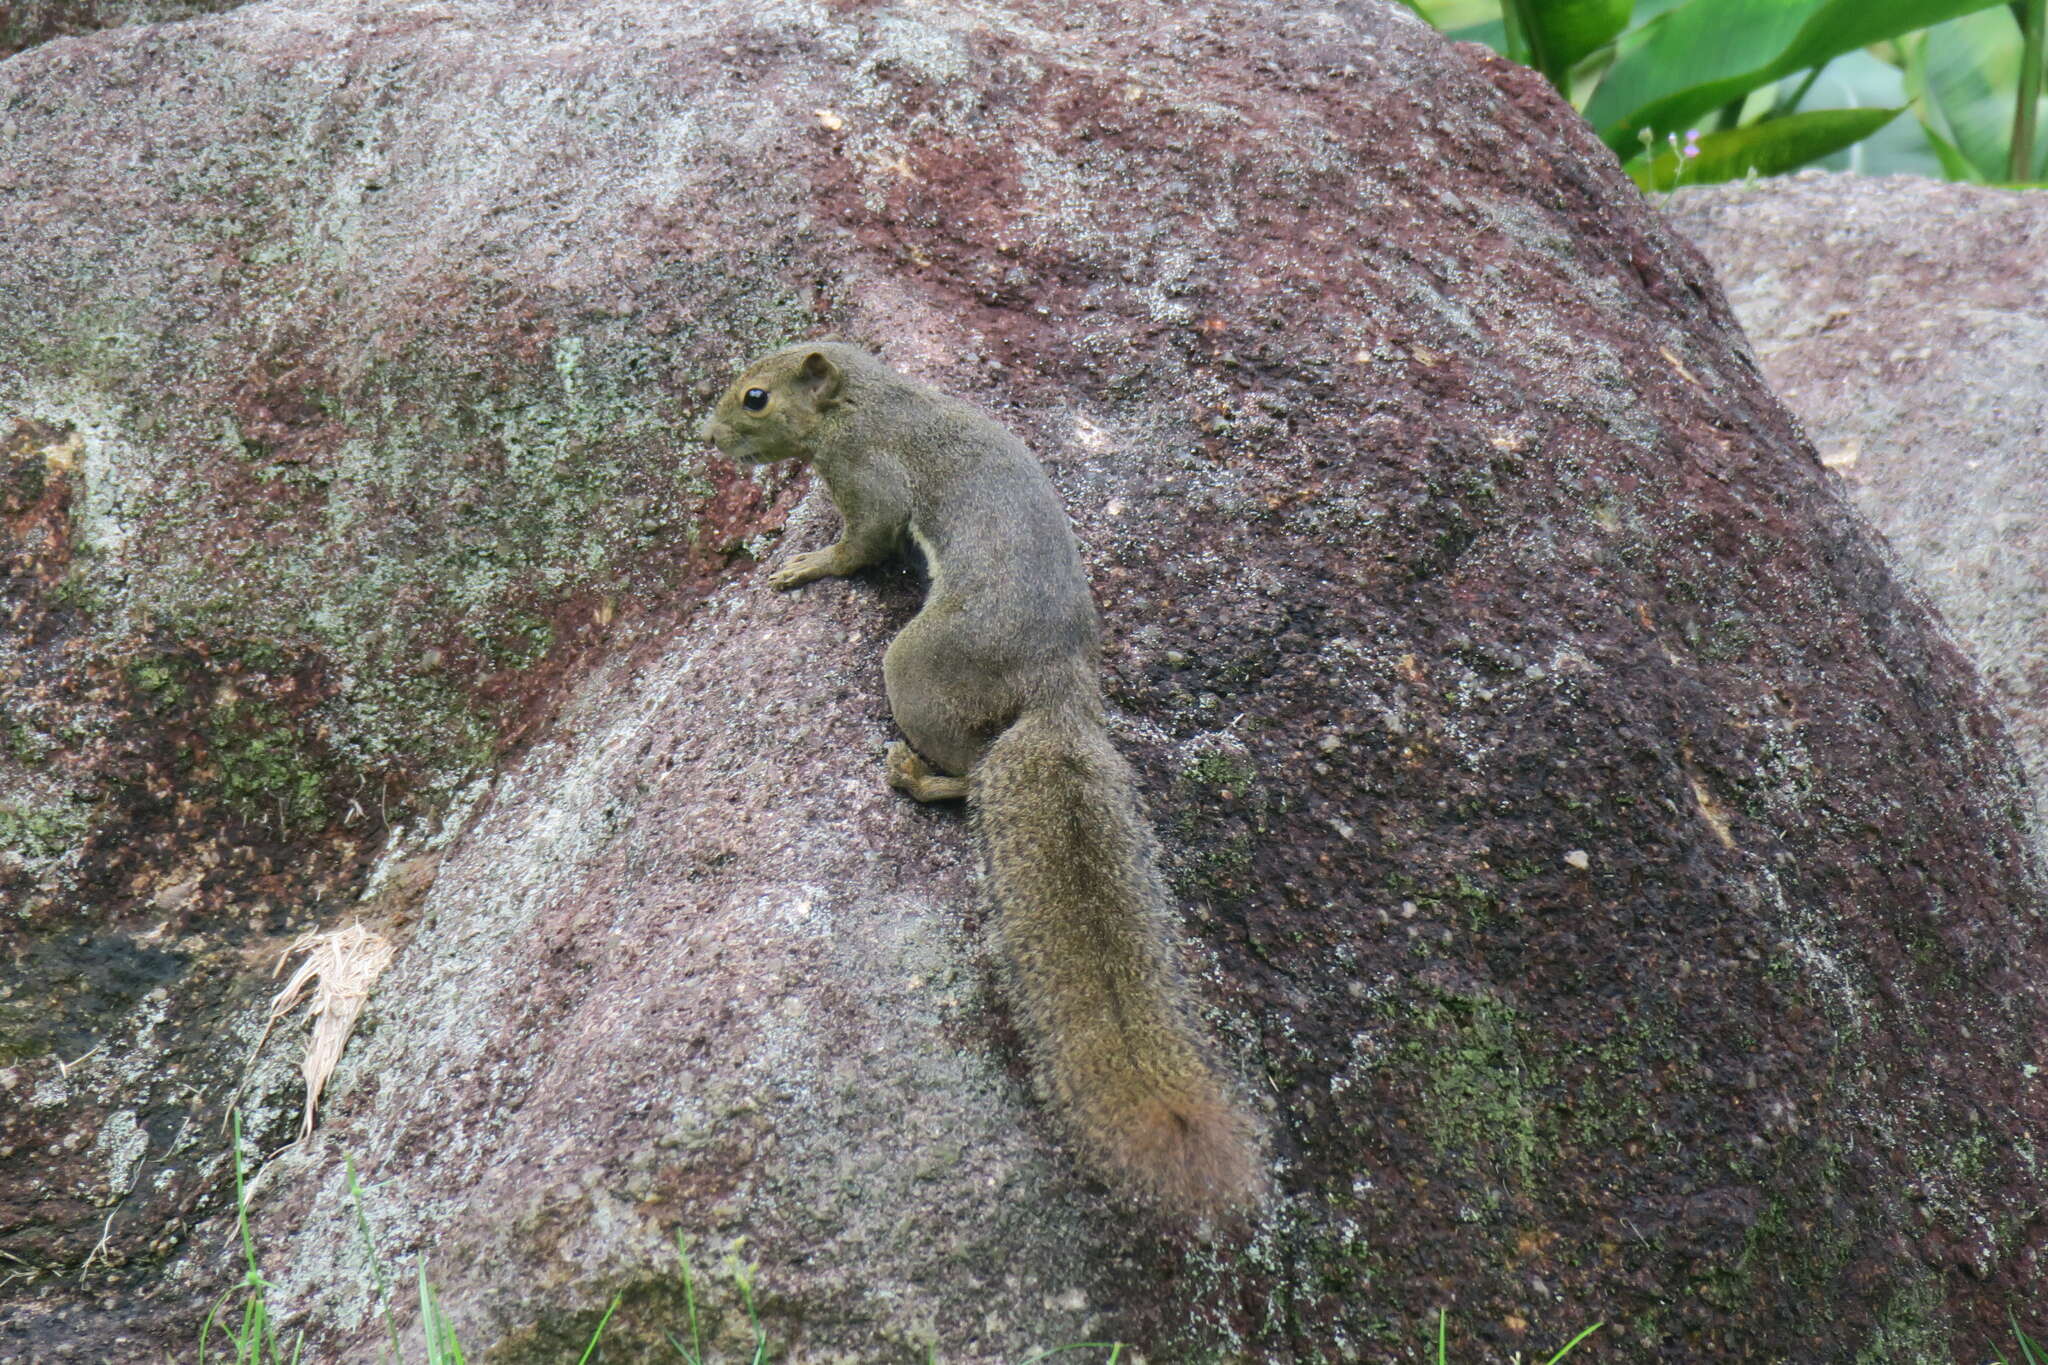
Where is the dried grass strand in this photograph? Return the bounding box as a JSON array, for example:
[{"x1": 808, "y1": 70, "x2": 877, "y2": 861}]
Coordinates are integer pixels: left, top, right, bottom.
[{"x1": 257, "y1": 923, "x2": 396, "y2": 1140}]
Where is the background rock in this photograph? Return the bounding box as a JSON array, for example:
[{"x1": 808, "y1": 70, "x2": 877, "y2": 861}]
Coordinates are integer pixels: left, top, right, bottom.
[
  {"x1": 2, "y1": 5, "x2": 2044, "y2": 1363},
  {"x1": 0, "y1": 0, "x2": 244, "y2": 59},
  {"x1": 1669, "y1": 173, "x2": 2048, "y2": 861}
]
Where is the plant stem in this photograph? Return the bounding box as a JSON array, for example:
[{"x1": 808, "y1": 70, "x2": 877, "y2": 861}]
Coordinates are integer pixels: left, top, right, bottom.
[
  {"x1": 345, "y1": 1157, "x2": 404, "y2": 1365},
  {"x1": 1499, "y1": 0, "x2": 1530, "y2": 71},
  {"x1": 1503, "y1": 0, "x2": 1559, "y2": 87},
  {"x1": 231, "y1": 1113, "x2": 258, "y2": 1277},
  {"x1": 1773, "y1": 65, "x2": 1825, "y2": 119},
  {"x1": 2013, "y1": 0, "x2": 2046, "y2": 179}
]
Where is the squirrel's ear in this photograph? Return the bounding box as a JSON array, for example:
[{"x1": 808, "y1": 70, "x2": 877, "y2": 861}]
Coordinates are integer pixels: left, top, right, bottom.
[{"x1": 796, "y1": 350, "x2": 844, "y2": 405}]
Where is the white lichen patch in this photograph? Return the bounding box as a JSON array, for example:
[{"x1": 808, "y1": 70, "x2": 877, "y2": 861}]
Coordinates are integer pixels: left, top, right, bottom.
[
  {"x1": 21, "y1": 385, "x2": 162, "y2": 592},
  {"x1": 93, "y1": 1109, "x2": 149, "y2": 1200},
  {"x1": 1328, "y1": 1024, "x2": 1395, "y2": 1099},
  {"x1": 1758, "y1": 869, "x2": 1869, "y2": 1032},
  {"x1": 763, "y1": 884, "x2": 837, "y2": 939}
]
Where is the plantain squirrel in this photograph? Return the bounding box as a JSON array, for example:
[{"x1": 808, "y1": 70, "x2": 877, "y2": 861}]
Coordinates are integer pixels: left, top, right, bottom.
[{"x1": 700, "y1": 342, "x2": 1268, "y2": 1218}]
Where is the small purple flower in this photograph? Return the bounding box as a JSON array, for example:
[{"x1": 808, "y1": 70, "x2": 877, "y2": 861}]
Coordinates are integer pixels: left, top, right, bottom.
[{"x1": 1683, "y1": 129, "x2": 1702, "y2": 159}]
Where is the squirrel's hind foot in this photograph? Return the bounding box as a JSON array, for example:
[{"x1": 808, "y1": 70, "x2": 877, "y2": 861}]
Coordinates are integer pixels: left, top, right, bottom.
[{"x1": 886, "y1": 741, "x2": 969, "y2": 803}]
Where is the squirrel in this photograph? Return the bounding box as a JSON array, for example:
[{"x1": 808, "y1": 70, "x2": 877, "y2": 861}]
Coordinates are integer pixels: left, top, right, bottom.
[{"x1": 700, "y1": 342, "x2": 1268, "y2": 1219}]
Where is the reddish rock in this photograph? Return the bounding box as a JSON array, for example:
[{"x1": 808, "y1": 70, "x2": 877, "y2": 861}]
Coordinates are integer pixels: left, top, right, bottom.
[
  {"x1": 1671, "y1": 172, "x2": 2048, "y2": 866},
  {"x1": 1, "y1": 5, "x2": 2041, "y2": 1363}
]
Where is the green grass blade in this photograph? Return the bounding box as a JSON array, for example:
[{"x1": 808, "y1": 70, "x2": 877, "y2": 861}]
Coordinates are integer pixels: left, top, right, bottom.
[
  {"x1": 2013, "y1": 1310, "x2": 2048, "y2": 1365},
  {"x1": 1626, "y1": 105, "x2": 1902, "y2": 185},
  {"x1": 418, "y1": 1257, "x2": 467, "y2": 1365},
  {"x1": 345, "y1": 1157, "x2": 405, "y2": 1365},
  {"x1": 230, "y1": 1113, "x2": 259, "y2": 1278},
  {"x1": 1543, "y1": 1320, "x2": 1605, "y2": 1363},
  {"x1": 575, "y1": 1293, "x2": 621, "y2": 1365},
  {"x1": 1500, "y1": 0, "x2": 1533, "y2": 66},
  {"x1": 727, "y1": 1252, "x2": 768, "y2": 1365},
  {"x1": 1437, "y1": 1308, "x2": 1448, "y2": 1365},
  {"x1": 669, "y1": 1234, "x2": 705, "y2": 1362},
  {"x1": 245, "y1": 1291, "x2": 267, "y2": 1365},
  {"x1": 199, "y1": 1297, "x2": 220, "y2": 1361},
  {"x1": 231, "y1": 1288, "x2": 257, "y2": 1364},
  {"x1": 1017, "y1": 1347, "x2": 1130, "y2": 1362},
  {"x1": 1919, "y1": 112, "x2": 1988, "y2": 175},
  {"x1": 201, "y1": 1112, "x2": 295, "y2": 1365},
  {"x1": 417, "y1": 1259, "x2": 437, "y2": 1365}
]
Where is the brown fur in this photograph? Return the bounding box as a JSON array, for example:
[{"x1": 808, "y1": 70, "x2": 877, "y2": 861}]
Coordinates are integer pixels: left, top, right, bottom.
[{"x1": 701, "y1": 343, "x2": 1268, "y2": 1217}]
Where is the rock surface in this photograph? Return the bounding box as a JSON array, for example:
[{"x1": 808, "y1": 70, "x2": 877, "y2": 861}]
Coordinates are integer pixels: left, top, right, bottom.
[
  {"x1": 3, "y1": 5, "x2": 2045, "y2": 1363},
  {"x1": 0, "y1": 0, "x2": 244, "y2": 59},
  {"x1": 1669, "y1": 173, "x2": 2048, "y2": 861}
]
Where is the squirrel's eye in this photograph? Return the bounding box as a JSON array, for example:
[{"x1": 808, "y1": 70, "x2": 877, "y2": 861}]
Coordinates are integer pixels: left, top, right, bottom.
[{"x1": 742, "y1": 388, "x2": 769, "y2": 411}]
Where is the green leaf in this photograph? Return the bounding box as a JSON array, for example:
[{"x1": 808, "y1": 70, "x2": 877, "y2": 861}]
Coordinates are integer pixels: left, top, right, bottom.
[
  {"x1": 1446, "y1": 17, "x2": 1511, "y2": 51},
  {"x1": 1779, "y1": 0, "x2": 2002, "y2": 72},
  {"x1": 1413, "y1": 0, "x2": 1502, "y2": 27},
  {"x1": 1518, "y1": 0, "x2": 1635, "y2": 83},
  {"x1": 2016, "y1": 0, "x2": 2046, "y2": 180},
  {"x1": 1587, "y1": 0, "x2": 1824, "y2": 145},
  {"x1": 1625, "y1": 105, "x2": 1903, "y2": 186},
  {"x1": 1909, "y1": 8, "x2": 2048, "y2": 179},
  {"x1": 1588, "y1": 0, "x2": 2005, "y2": 150},
  {"x1": 1790, "y1": 49, "x2": 1948, "y2": 174},
  {"x1": 1917, "y1": 113, "x2": 1988, "y2": 175}
]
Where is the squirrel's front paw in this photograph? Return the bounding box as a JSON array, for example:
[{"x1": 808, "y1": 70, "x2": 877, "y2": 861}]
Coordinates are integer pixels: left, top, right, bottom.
[{"x1": 768, "y1": 549, "x2": 837, "y2": 590}]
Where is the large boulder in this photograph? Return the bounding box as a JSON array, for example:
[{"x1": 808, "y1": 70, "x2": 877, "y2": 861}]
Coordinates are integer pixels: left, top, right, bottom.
[
  {"x1": 1669, "y1": 173, "x2": 2048, "y2": 862},
  {"x1": 3, "y1": 5, "x2": 2043, "y2": 1362},
  {"x1": 0, "y1": 0, "x2": 246, "y2": 59}
]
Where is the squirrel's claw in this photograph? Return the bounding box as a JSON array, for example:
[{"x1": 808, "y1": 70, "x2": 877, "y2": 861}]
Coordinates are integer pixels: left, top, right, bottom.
[{"x1": 768, "y1": 550, "x2": 833, "y2": 590}]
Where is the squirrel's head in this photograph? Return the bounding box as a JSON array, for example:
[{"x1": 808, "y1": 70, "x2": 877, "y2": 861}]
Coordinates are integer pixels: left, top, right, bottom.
[{"x1": 698, "y1": 347, "x2": 847, "y2": 464}]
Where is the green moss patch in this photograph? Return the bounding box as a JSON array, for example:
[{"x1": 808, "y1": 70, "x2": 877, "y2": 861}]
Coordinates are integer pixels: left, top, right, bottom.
[
  {"x1": 1400, "y1": 988, "x2": 1546, "y2": 1201},
  {"x1": 0, "y1": 799, "x2": 90, "y2": 860}
]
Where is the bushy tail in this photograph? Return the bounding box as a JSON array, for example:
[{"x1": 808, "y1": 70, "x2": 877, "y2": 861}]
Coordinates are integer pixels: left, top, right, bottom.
[{"x1": 971, "y1": 705, "x2": 1267, "y2": 1219}]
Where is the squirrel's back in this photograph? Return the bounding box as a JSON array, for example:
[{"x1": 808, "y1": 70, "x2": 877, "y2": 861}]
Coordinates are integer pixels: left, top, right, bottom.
[{"x1": 841, "y1": 361, "x2": 1094, "y2": 635}]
